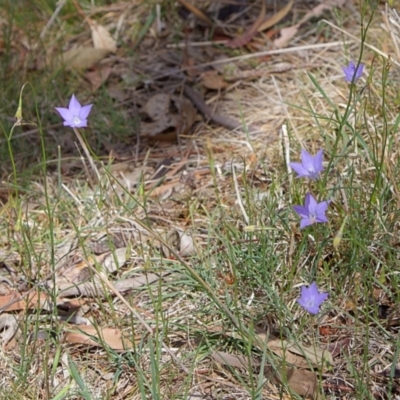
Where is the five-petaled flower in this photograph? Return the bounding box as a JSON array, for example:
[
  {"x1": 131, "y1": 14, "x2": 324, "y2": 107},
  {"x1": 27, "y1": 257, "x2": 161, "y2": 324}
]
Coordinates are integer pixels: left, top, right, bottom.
[
  {"x1": 290, "y1": 149, "x2": 324, "y2": 180},
  {"x1": 342, "y1": 61, "x2": 364, "y2": 83},
  {"x1": 293, "y1": 193, "x2": 330, "y2": 229},
  {"x1": 55, "y1": 94, "x2": 93, "y2": 128},
  {"x1": 297, "y1": 282, "x2": 328, "y2": 315}
]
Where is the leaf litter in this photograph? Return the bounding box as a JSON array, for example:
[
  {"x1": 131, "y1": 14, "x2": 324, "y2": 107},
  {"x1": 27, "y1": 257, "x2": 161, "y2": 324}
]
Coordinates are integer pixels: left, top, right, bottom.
[{"x1": 0, "y1": 0, "x2": 399, "y2": 398}]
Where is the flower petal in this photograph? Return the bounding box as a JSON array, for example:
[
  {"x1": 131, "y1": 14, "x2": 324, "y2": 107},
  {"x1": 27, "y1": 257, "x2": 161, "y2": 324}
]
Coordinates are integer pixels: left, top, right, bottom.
[
  {"x1": 299, "y1": 218, "x2": 313, "y2": 229},
  {"x1": 306, "y1": 193, "x2": 317, "y2": 213},
  {"x1": 290, "y1": 162, "x2": 309, "y2": 177},
  {"x1": 314, "y1": 150, "x2": 324, "y2": 172},
  {"x1": 55, "y1": 107, "x2": 73, "y2": 123},
  {"x1": 68, "y1": 94, "x2": 82, "y2": 115},
  {"x1": 293, "y1": 205, "x2": 308, "y2": 218},
  {"x1": 316, "y1": 200, "x2": 329, "y2": 215},
  {"x1": 301, "y1": 149, "x2": 314, "y2": 172},
  {"x1": 79, "y1": 104, "x2": 93, "y2": 121},
  {"x1": 355, "y1": 63, "x2": 364, "y2": 79}
]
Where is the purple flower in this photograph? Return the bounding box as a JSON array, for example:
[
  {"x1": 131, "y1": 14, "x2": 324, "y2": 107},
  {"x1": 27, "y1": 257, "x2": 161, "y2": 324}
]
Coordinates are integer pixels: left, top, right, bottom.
[
  {"x1": 342, "y1": 61, "x2": 364, "y2": 83},
  {"x1": 290, "y1": 149, "x2": 324, "y2": 180},
  {"x1": 293, "y1": 193, "x2": 330, "y2": 229},
  {"x1": 297, "y1": 282, "x2": 328, "y2": 315},
  {"x1": 55, "y1": 94, "x2": 93, "y2": 128}
]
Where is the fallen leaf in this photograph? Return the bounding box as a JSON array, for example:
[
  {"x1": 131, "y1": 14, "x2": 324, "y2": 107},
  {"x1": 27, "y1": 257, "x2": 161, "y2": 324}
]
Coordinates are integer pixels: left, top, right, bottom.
[
  {"x1": 88, "y1": 19, "x2": 117, "y2": 53},
  {"x1": 321, "y1": 337, "x2": 351, "y2": 358},
  {"x1": 212, "y1": 349, "x2": 317, "y2": 399},
  {"x1": 98, "y1": 248, "x2": 128, "y2": 273},
  {"x1": 258, "y1": 0, "x2": 294, "y2": 32},
  {"x1": 201, "y1": 71, "x2": 228, "y2": 90},
  {"x1": 266, "y1": 365, "x2": 317, "y2": 399},
  {"x1": 211, "y1": 350, "x2": 253, "y2": 369},
  {"x1": 273, "y1": 0, "x2": 345, "y2": 48},
  {"x1": 143, "y1": 93, "x2": 171, "y2": 120},
  {"x1": 257, "y1": 333, "x2": 333, "y2": 371},
  {"x1": 64, "y1": 325, "x2": 136, "y2": 350},
  {"x1": 140, "y1": 93, "x2": 179, "y2": 137},
  {"x1": 285, "y1": 339, "x2": 333, "y2": 369},
  {"x1": 226, "y1": 1, "x2": 266, "y2": 48},
  {"x1": 176, "y1": 0, "x2": 213, "y2": 26},
  {"x1": 85, "y1": 66, "x2": 112, "y2": 90},
  {"x1": 140, "y1": 117, "x2": 178, "y2": 137},
  {"x1": 173, "y1": 95, "x2": 197, "y2": 135},
  {"x1": 60, "y1": 47, "x2": 110, "y2": 70},
  {"x1": 179, "y1": 231, "x2": 196, "y2": 257},
  {"x1": 0, "y1": 292, "x2": 51, "y2": 312},
  {"x1": 46, "y1": 272, "x2": 166, "y2": 298},
  {"x1": 273, "y1": 25, "x2": 299, "y2": 48},
  {"x1": 0, "y1": 314, "x2": 18, "y2": 344}
]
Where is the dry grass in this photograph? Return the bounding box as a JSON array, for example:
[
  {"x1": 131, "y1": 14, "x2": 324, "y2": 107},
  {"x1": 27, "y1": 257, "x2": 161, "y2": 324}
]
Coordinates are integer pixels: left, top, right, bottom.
[{"x1": 0, "y1": 0, "x2": 400, "y2": 399}]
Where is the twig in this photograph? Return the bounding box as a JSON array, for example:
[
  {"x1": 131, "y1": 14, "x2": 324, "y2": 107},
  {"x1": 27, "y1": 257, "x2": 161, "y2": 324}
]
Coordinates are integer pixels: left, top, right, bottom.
[
  {"x1": 154, "y1": 41, "x2": 346, "y2": 80},
  {"x1": 183, "y1": 85, "x2": 259, "y2": 133}
]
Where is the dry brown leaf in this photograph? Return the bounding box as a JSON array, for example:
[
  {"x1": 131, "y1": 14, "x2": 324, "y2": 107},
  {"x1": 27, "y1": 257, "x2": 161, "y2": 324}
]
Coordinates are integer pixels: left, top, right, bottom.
[
  {"x1": 201, "y1": 71, "x2": 228, "y2": 90},
  {"x1": 0, "y1": 314, "x2": 19, "y2": 344},
  {"x1": 265, "y1": 337, "x2": 333, "y2": 371},
  {"x1": 226, "y1": 0, "x2": 266, "y2": 48},
  {"x1": 89, "y1": 19, "x2": 117, "y2": 53},
  {"x1": 286, "y1": 339, "x2": 333, "y2": 368},
  {"x1": 85, "y1": 66, "x2": 112, "y2": 90},
  {"x1": 212, "y1": 349, "x2": 317, "y2": 399},
  {"x1": 140, "y1": 117, "x2": 178, "y2": 137},
  {"x1": 0, "y1": 292, "x2": 51, "y2": 312},
  {"x1": 148, "y1": 180, "x2": 179, "y2": 198},
  {"x1": 176, "y1": 0, "x2": 213, "y2": 26},
  {"x1": 211, "y1": 351, "x2": 254, "y2": 369},
  {"x1": 109, "y1": 163, "x2": 148, "y2": 194},
  {"x1": 273, "y1": 25, "x2": 299, "y2": 48},
  {"x1": 64, "y1": 325, "x2": 136, "y2": 350},
  {"x1": 266, "y1": 365, "x2": 317, "y2": 399},
  {"x1": 273, "y1": 0, "x2": 345, "y2": 48},
  {"x1": 174, "y1": 96, "x2": 197, "y2": 135},
  {"x1": 61, "y1": 47, "x2": 110, "y2": 70},
  {"x1": 141, "y1": 94, "x2": 176, "y2": 136},
  {"x1": 143, "y1": 93, "x2": 171, "y2": 119},
  {"x1": 179, "y1": 231, "x2": 196, "y2": 257},
  {"x1": 47, "y1": 272, "x2": 165, "y2": 298},
  {"x1": 322, "y1": 336, "x2": 351, "y2": 358},
  {"x1": 58, "y1": 258, "x2": 92, "y2": 284},
  {"x1": 258, "y1": 0, "x2": 294, "y2": 32},
  {"x1": 98, "y1": 248, "x2": 128, "y2": 273}
]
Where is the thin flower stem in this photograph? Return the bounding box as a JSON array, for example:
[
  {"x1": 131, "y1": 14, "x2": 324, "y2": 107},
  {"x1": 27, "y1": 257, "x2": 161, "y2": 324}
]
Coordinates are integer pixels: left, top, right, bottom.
[{"x1": 72, "y1": 127, "x2": 101, "y2": 184}]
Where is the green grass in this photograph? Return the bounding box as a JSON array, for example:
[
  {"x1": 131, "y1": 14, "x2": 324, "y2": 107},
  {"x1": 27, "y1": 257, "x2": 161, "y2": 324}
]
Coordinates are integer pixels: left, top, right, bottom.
[{"x1": 1, "y1": 0, "x2": 400, "y2": 399}]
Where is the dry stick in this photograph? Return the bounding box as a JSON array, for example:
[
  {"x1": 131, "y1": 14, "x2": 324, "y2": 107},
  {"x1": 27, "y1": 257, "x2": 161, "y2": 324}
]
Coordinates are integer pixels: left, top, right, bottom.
[
  {"x1": 183, "y1": 85, "x2": 259, "y2": 134},
  {"x1": 155, "y1": 41, "x2": 345, "y2": 81},
  {"x1": 38, "y1": 0, "x2": 67, "y2": 42}
]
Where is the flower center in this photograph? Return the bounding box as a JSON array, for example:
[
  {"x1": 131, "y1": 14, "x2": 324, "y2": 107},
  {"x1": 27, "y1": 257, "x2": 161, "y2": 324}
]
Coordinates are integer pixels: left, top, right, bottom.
[{"x1": 73, "y1": 116, "x2": 81, "y2": 125}]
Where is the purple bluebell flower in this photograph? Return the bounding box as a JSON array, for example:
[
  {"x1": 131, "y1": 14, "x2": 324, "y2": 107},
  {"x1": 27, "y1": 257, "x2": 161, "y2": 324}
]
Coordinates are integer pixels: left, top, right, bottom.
[
  {"x1": 297, "y1": 282, "x2": 328, "y2": 315},
  {"x1": 290, "y1": 149, "x2": 324, "y2": 180},
  {"x1": 293, "y1": 193, "x2": 330, "y2": 229},
  {"x1": 55, "y1": 94, "x2": 93, "y2": 128},
  {"x1": 342, "y1": 61, "x2": 364, "y2": 83}
]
